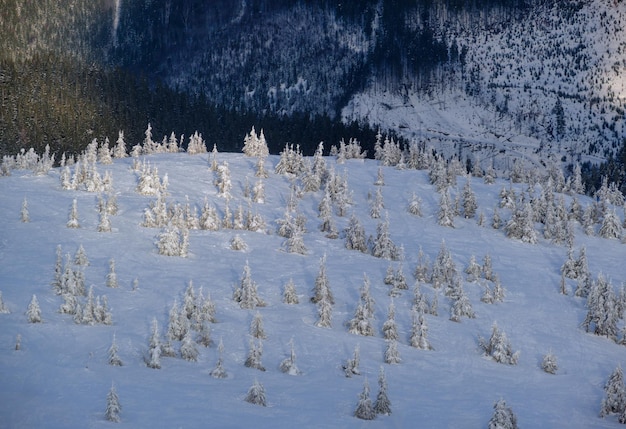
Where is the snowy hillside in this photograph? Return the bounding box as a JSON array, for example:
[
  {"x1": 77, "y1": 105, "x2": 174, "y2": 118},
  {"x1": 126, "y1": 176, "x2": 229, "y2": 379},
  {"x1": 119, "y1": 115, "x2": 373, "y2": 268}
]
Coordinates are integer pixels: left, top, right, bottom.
[{"x1": 1, "y1": 140, "x2": 626, "y2": 428}]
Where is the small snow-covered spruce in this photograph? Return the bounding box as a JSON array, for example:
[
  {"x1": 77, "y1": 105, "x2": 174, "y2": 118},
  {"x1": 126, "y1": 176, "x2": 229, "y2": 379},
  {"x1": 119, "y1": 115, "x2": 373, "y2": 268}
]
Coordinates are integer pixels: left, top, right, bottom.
[
  {"x1": 479, "y1": 323, "x2": 519, "y2": 365},
  {"x1": 106, "y1": 259, "x2": 118, "y2": 288},
  {"x1": 354, "y1": 378, "x2": 376, "y2": 420},
  {"x1": 482, "y1": 254, "x2": 494, "y2": 281},
  {"x1": 108, "y1": 334, "x2": 123, "y2": 366},
  {"x1": 481, "y1": 282, "x2": 495, "y2": 304},
  {"x1": 26, "y1": 295, "x2": 42, "y2": 323},
  {"x1": 344, "y1": 214, "x2": 368, "y2": 253},
  {"x1": 413, "y1": 247, "x2": 430, "y2": 283},
  {"x1": 541, "y1": 350, "x2": 558, "y2": 374},
  {"x1": 315, "y1": 288, "x2": 333, "y2": 328},
  {"x1": 492, "y1": 206, "x2": 502, "y2": 229},
  {"x1": 437, "y1": 188, "x2": 455, "y2": 228},
  {"x1": 408, "y1": 192, "x2": 422, "y2": 216},
  {"x1": 0, "y1": 291, "x2": 10, "y2": 314},
  {"x1": 282, "y1": 278, "x2": 299, "y2": 305},
  {"x1": 146, "y1": 318, "x2": 161, "y2": 369},
  {"x1": 374, "y1": 367, "x2": 392, "y2": 416},
  {"x1": 599, "y1": 208, "x2": 623, "y2": 240},
  {"x1": 582, "y1": 273, "x2": 619, "y2": 340},
  {"x1": 384, "y1": 338, "x2": 402, "y2": 364},
  {"x1": 244, "y1": 337, "x2": 265, "y2": 371},
  {"x1": 67, "y1": 199, "x2": 80, "y2": 228},
  {"x1": 448, "y1": 278, "x2": 475, "y2": 322},
  {"x1": 233, "y1": 261, "x2": 265, "y2": 309},
  {"x1": 74, "y1": 244, "x2": 89, "y2": 266},
  {"x1": 370, "y1": 187, "x2": 384, "y2": 219},
  {"x1": 15, "y1": 334, "x2": 21, "y2": 351},
  {"x1": 20, "y1": 197, "x2": 29, "y2": 222},
  {"x1": 409, "y1": 309, "x2": 433, "y2": 350},
  {"x1": 284, "y1": 221, "x2": 307, "y2": 254},
  {"x1": 245, "y1": 379, "x2": 267, "y2": 407},
  {"x1": 279, "y1": 338, "x2": 301, "y2": 375},
  {"x1": 600, "y1": 365, "x2": 626, "y2": 419},
  {"x1": 462, "y1": 175, "x2": 477, "y2": 218},
  {"x1": 230, "y1": 234, "x2": 247, "y2": 251},
  {"x1": 180, "y1": 330, "x2": 199, "y2": 362},
  {"x1": 210, "y1": 338, "x2": 227, "y2": 379},
  {"x1": 488, "y1": 399, "x2": 518, "y2": 429},
  {"x1": 371, "y1": 214, "x2": 401, "y2": 260},
  {"x1": 311, "y1": 254, "x2": 334, "y2": 304},
  {"x1": 382, "y1": 300, "x2": 398, "y2": 341},
  {"x1": 343, "y1": 344, "x2": 361, "y2": 377},
  {"x1": 105, "y1": 383, "x2": 122, "y2": 423},
  {"x1": 465, "y1": 255, "x2": 482, "y2": 282},
  {"x1": 196, "y1": 320, "x2": 212, "y2": 347},
  {"x1": 374, "y1": 167, "x2": 385, "y2": 186},
  {"x1": 250, "y1": 311, "x2": 267, "y2": 339}
]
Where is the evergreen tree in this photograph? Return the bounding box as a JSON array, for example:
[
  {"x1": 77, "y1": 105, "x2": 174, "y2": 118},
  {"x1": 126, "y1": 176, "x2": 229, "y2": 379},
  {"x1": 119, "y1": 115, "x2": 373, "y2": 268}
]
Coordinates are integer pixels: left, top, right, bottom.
[
  {"x1": 146, "y1": 318, "x2": 161, "y2": 369},
  {"x1": 384, "y1": 338, "x2": 402, "y2": 365},
  {"x1": 233, "y1": 261, "x2": 264, "y2": 309},
  {"x1": 210, "y1": 338, "x2": 227, "y2": 379},
  {"x1": 20, "y1": 197, "x2": 29, "y2": 223},
  {"x1": 0, "y1": 291, "x2": 9, "y2": 314},
  {"x1": 465, "y1": 255, "x2": 482, "y2": 282},
  {"x1": 230, "y1": 234, "x2": 247, "y2": 251},
  {"x1": 108, "y1": 334, "x2": 123, "y2": 366},
  {"x1": 407, "y1": 192, "x2": 423, "y2": 216},
  {"x1": 372, "y1": 214, "x2": 401, "y2": 260},
  {"x1": 600, "y1": 366, "x2": 626, "y2": 418},
  {"x1": 106, "y1": 259, "x2": 118, "y2": 288},
  {"x1": 382, "y1": 300, "x2": 398, "y2": 341},
  {"x1": 374, "y1": 367, "x2": 392, "y2": 416},
  {"x1": 311, "y1": 255, "x2": 333, "y2": 304},
  {"x1": 354, "y1": 378, "x2": 376, "y2": 420},
  {"x1": 479, "y1": 323, "x2": 519, "y2": 365},
  {"x1": 282, "y1": 278, "x2": 299, "y2": 305},
  {"x1": 582, "y1": 273, "x2": 619, "y2": 340},
  {"x1": 488, "y1": 399, "x2": 518, "y2": 429},
  {"x1": 343, "y1": 344, "x2": 361, "y2": 377},
  {"x1": 196, "y1": 320, "x2": 212, "y2": 347},
  {"x1": 67, "y1": 199, "x2": 80, "y2": 228},
  {"x1": 370, "y1": 187, "x2": 384, "y2": 219},
  {"x1": 245, "y1": 379, "x2": 267, "y2": 407},
  {"x1": 279, "y1": 338, "x2": 301, "y2": 375},
  {"x1": 462, "y1": 176, "x2": 478, "y2": 218},
  {"x1": 26, "y1": 294, "x2": 42, "y2": 323},
  {"x1": 541, "y1": 351, "x2": 558, "y2": 374},
  {"x1": 180, "y1": 330, "x2": 199, "y2": 362},
  {"x1": 344, "y1": 214, "x2": 368, "y2": 253},
  {"x1": 244, "y1": 337, "x2": 265, "y2": 371},
  {"x1": 105, "y1": 383, "x2": 122, "y2": 423},
  {"x1": 409, "y1": 309, "x2": 433, "y2": 350},
  {"x1": 250, "y1": 311, "x2": 267, "y2": 339},
  {"x1": 599, "y1": 208, "x2": 623, "y2": 240},
  {"x1": 437, "y1": 188, "x2": 455, "y2": 228}
]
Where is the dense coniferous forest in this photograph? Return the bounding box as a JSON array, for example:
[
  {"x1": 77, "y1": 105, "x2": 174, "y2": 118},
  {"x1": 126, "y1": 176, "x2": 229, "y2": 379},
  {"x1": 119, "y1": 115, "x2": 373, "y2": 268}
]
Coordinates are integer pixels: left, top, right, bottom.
[{"x1": 0, "y1": 0, "x2": 625, "y2": 192}]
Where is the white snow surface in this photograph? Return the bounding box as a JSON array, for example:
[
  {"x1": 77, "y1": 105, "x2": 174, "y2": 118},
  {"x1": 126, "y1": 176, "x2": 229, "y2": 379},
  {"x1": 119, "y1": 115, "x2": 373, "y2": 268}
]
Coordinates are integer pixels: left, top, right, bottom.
[{"x1": 1, "y1": 152, "x2": 625, "y2": 428}]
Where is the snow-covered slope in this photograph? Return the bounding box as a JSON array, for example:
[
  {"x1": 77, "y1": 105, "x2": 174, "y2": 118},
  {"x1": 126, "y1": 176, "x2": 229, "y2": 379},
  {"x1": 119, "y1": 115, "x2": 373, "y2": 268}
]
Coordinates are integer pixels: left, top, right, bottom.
[{"x1": 1, "y1": 149, "x2": 625, "y2": 428}]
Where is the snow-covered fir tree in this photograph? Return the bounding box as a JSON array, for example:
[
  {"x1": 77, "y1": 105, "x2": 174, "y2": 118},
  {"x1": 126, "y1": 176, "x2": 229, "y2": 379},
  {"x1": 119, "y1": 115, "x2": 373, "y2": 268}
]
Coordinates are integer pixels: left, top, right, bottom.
[
  {"x1": 600, "y1": 365, "x2": 626, "y2": 420},
  {"x1": 343, "y1": 343, "x2": 360, "y2": 377},
  {"x1": 279, "y1": 338, "x2": 301, "y2": 375},
  {"x1": 382, "y1": 300, "x2": 398, "y2": 341},
  {"x1": 541, "y1": 351, "x2": 558, "y2": 374},
  {"x1": 250, "y1": 311, "x2": 267, "y2": 339},
  {"x1": 26, "y1": 294, "x2": 42, "y2": 323},
  {"x1": 98, "y1": 209, "x2": 112, "y2": 232},
  {"x1": 599, "y1": 208, "x2": 623, "y2": 240},
  {"x1": 20, "y1": 197, "x2": 29, "y2": 222},
  {"x1": 409, "y1": 309, "x2": 433, "y2": 350},
  {"x1": 465, "y1": 255, "x2": 482, "y2": 282},
  {"x1": 479, "y1": 323, "x2": 519, "y2": 365},
  {"x1": 374, "y1": 367, "x2": 392, "y2": 416},
  {"x1": 282, "y1": 278, "x2": 299, "y2": 305},
  {"x1": 437, "y1": 188, "x2": 455, "y2": 228},
  {"x1": 244, "y1": 337, "x2": 265, "y2": 371},
  {"x1": 488, "y1": 399, "x2": 518, "y2": 429},
  {"x1": 230, "y1": 234, "x2": 247, "y2": 251},
  {"x1": 233, "y1": 261, "x2": 265, "y2": 309},
  {"x1": 354, "y1": 378, "x2": 376, "y2": 420},
  {"x1": 67, "y1": 199, "x2": 80, "y2": 228},
  {"x1": 374, "y1": 167, "x2": 385, "y2": 186},
  {"x1": 180, "y1": 330, "x2": 199, "y2": 362},
  {"x1": 372, "y1": 214, "x2": 401, "y2": 260},
  {"x1": 0, "y1": 291, "x2": 10, "y2": 314},
  {"x1": 462, "y1": 175, "x2": 478, "y2": 218},
  {"x1": 146, "y1": 318, "x2": 162, "y2": 369},
  {"x1": 506, "y1": 202, "x2": 537, "y2": 244},
  {"x1": 108, "y1": 334, "x2": 123, "y2": 366},
  {"x1": 384, "y1": 338, "x2": 402, "y2": 364},
  {"x1": 407, "y1": 192, "x2": 423, "y2": 216},
  {"x1": 112, "y1": 131, "x2": 127, "y2": 158},
  {"x1": 311, "y1": 254, "x2": 333, "y2": 304},
  {"x1": 370, "y1": 187, "x2": 384, "y2": 219},
  {"x1": 244, "y1": 379, "x2": 267, "y2": 407},
  {"x1": 344, "y1": 213, "x2": 368, "y2": 253},
  {"x1": 105, "y1": 383, "x2": 122, "y2": 423},
  {"x1": 210, "y1": 338, "x2": 227, "y2": 379},
  {"x1": 582, "y1": 273, "x2": 619, "y2": 340}
]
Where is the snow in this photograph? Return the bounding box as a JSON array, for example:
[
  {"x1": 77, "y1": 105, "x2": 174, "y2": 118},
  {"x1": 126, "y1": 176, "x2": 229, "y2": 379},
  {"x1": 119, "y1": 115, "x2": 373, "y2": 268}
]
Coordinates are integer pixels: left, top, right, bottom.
[{"x1": 1, "y1": 151, "x2": 626, "y2": 428}]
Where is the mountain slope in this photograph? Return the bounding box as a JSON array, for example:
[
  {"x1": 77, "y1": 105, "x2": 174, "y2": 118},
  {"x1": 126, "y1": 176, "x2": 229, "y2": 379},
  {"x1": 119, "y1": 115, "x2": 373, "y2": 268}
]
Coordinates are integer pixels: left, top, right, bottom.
[{"x1": 1, "y1": 146, "x2": 626, "y2": 427}]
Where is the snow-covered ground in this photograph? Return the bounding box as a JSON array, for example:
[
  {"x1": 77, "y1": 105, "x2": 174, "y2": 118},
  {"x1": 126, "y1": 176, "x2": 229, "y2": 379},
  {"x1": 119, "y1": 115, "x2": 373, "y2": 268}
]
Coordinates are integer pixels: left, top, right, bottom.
[{"x1": 1, "y1": 150, "x2": 625, "y2": 428}]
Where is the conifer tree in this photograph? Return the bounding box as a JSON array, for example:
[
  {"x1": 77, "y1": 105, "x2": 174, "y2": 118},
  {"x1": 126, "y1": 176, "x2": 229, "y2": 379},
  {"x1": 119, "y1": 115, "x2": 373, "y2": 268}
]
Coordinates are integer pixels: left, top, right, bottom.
[
  {"x1": 344, "y1": 214, "x2": 368, "y2": 253},
  {"x1": 282, "y1": 278, "x2": 299, "y2": 305},
  {"x1": 370, "y1": 187, "x2": 384, "y2": 219},
  {"x1": 488, "y1": 399, "x2": 518, "y2": 429},
  {"x1": 599, "y1": 208, "x2": 623, "y2": 240},
  {"x1": 146, "y1": 318, "x2": 161, "y2": 369},
  {"x1": 462, "y1": 175, "x2": 478, "y2": 218},
  {"x1": 372, "y1": 214, "x2": 401, "y2": 260},
  {"x1": 374, "y1": 367, "x2": 392, "y2": 416},
  {"x1": 384, "y1": 338, "x2": 402, "y2": 364},
  {"x1": 541, "y1": 351, "x2": 557, "y2": 374},
  {"x1": 409, "y1": 310, "x2": 433, "y2": 350},
  {"x1": 210, "y1": 338, "x2": 227, "y2": 379},
  {"x1": 180, "y1": 330, "x2": 199, "y2": 362},
  {"x1": 354, "y1": 378, "x2": 376, "y2": 420},
  {"x1": 233, "y1": 261, "x2": 264, "y2": 309},
  {"x1": 407, "y1": 192, "x2": 423, "y2": 216},
  {"x1": 20, "y1": 197, "x2": 29, "y2": 223},
  {"x1": 311, "y1": 255, "x2": 333, "y2": 304},
  {"x1": 479, "y1": 323, "x2": 519, "y2": 365},
  {"x1": 230, "y1": 234, "x2": 247, "y2": 251},
  {"x1": 582, "y1": 273, "x2": 619, "y2": 340},
  {"x1": 437, "y1": 188, "x2": 455, "y2": 227},
  {"x1": 279, "y1": 338, "x2": 301, "y2": 375},
  {"x1": 600, "y1": 365, "x2": 626, "y2": 418},
  {"x1": 316, "y1": 289, "x2": 333, "y2": 328},
  {"x1": 250, "y1": 311, "x2": 267, "y2": 339},
  {"x1": 108, "y1": 334, "x2": 123, "y2": 366},
  {"x1": 245, "y1": 379, "x2": 267, "y2": 407},
  {"x1": 67, "y1": 199, "x2": 80, "y2": 228},
  {"x1": 382, "y1": 300, "x2": 398, "y2": 341},
  {"x1": 0, "y1": 291, "x2": 9, "y2": 314},
  {"x1": 105, "y1": 383, "x2": 122, "y2": 423},
  {"x1": 343, "y1": 344, "x2": 360, "y2": 377},
  {"x1": 105, "y1": 259, "x2": 118, "y2": 288},
  {"x1": 465, "y1": 255, "x2": 482, "y2": 282},
  {"x1": 244, "y1": 337, "x2": 265, "y2": 371},
  {"x1": 26, "y1": 294, "x2": 42, "y2": 323}
]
